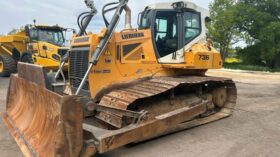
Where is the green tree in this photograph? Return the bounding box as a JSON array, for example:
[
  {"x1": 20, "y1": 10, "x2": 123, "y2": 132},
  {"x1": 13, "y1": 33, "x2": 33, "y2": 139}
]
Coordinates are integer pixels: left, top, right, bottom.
[
  {"x1": 235, "y1": 0, "x2": 280, "y2": 68},
  {"x1": 8, "y1": 28, "x2": 19, "y2": 35},
  {"x1": 207, "y1": 0, "x2": 240, "y2": 62}
]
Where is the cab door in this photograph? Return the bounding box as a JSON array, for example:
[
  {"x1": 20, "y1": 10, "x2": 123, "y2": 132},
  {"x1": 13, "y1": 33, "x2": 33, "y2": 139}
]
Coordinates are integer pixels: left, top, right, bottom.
[
  {"x1": 153, "y1": 11, "x2": 184, "y2": 64},
  {"x1": 28, "y1": 29, "x2": 47, "y2": 58}
]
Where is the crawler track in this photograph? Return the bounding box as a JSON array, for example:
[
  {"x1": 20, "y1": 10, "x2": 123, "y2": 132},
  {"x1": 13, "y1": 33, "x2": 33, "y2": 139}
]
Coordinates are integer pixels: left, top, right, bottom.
[{"x1": 97, "y1": 76, "x2": 237, "y2": 129}]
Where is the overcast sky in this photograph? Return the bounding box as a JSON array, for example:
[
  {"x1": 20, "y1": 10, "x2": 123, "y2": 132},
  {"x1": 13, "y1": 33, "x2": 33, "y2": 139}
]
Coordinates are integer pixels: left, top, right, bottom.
[{"x1": 0, "y1": 0, "x2": 212, "y2": 34}]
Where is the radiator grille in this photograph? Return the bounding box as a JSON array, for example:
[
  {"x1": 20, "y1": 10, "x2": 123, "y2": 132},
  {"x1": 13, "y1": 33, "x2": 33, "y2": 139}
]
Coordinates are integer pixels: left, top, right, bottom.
[{"x1": 69, "y1": 47, "x2": 90, "y2": 91}]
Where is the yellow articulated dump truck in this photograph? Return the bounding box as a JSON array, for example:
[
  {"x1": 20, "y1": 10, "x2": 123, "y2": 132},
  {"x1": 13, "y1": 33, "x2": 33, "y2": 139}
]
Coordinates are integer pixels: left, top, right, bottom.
[
  {"x1": 2, "y1": 0, "x2": 237, "y2": 157},
  {"x1": 0, "y1": 24, "x2": 69, "y2": 77}
]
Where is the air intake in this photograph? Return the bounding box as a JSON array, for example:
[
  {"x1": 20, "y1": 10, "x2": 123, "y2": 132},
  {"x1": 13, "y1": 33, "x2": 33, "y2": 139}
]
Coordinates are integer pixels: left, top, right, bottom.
[{"x1": 69, "y1": 47, "x2": 90, "y2": 91}]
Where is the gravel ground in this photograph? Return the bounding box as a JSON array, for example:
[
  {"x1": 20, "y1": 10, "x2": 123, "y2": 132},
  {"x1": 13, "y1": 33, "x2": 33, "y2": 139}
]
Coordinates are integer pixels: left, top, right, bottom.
[{"x1": 0, "y1": 69, "x2": 280, "y2": 157}]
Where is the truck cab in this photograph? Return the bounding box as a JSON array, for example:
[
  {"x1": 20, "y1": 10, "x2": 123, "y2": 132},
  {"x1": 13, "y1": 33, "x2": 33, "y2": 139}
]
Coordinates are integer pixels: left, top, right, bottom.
[{"x1": 24, "y1": 25, "x2": 69, "y2": 70}]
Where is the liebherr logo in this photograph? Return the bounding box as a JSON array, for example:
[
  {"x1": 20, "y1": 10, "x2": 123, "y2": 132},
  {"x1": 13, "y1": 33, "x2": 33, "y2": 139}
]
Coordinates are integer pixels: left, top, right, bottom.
[
  {"x1": 74, "y1": 37, "x2": 89, "y2": 43},
  {"x1": 122, "y1": 33, "x2": 144, "y2": 40}
]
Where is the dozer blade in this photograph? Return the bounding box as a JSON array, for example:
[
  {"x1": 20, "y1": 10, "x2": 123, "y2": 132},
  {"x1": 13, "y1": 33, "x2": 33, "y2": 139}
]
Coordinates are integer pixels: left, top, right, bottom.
[{"x1": 2, "y1": 74, "x2": 84, "y2": 157}]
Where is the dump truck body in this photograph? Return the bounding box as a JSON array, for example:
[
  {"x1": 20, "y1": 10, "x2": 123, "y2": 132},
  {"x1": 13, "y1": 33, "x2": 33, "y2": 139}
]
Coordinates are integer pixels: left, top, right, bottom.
[{"x1": 3, "y1": 1, "x2": 237, "y2": 157}]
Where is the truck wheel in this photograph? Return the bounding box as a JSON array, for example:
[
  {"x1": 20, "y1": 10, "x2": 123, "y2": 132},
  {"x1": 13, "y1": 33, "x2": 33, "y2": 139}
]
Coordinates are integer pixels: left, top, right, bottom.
[
  {"x1": 0, "y1": 55, "x2": 17, "y2": 77},
  {"x1": 21, "y1": 53, "x2": 34, "y2": 64}
]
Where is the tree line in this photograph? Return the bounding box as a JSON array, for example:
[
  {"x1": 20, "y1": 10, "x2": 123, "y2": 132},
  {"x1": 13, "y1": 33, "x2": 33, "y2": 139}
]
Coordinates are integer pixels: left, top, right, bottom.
[{"x1": 207, "y1": 0, "x2": 280, "y2": 68}]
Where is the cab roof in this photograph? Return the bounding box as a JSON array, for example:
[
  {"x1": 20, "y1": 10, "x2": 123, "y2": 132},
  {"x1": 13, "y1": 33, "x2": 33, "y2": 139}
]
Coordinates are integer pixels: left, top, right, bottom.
[
  {"x1": 145, "y1": 1, "x2": 208, "y2": 14},
  {"x1": 31, "y1": 25, "x2": 66, "y2": 31}
]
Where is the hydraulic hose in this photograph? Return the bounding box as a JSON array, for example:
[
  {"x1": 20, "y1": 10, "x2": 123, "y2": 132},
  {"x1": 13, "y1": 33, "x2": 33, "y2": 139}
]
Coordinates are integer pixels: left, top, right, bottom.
[
  {"x1": 102, "y1": 2, "x2": 120, "y2": 27},
  {"x1": 77, "y1": 12, "x2": 90, "y2": 32},
  {"x1": 75, "y1": 0, "x2": 129, "y2": 95},
  {"x1": 78, "y1": 12, "x2": 96, "y2": 36},
  {"x1": 54, "y1": 2, "x2": 97, "y2": 81}
]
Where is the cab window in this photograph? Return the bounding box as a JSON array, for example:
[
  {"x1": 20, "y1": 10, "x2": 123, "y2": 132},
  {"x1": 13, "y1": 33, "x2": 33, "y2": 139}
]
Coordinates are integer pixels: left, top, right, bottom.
[
  {"x1": 155, "y1": 18, "x2": 168, "y2": 40},
  {"x1": 38, "y1": 30, "x2": 65, "y2": 46},
  {"x1": 184, "y1": 12, "x2": 201, "y2": 44}
]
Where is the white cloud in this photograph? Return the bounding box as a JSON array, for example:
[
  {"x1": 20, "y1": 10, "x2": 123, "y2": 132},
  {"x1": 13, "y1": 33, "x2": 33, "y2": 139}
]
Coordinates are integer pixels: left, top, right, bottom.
[{"x1": 0, "y1": 0, "x2": 212, "y2": 35}]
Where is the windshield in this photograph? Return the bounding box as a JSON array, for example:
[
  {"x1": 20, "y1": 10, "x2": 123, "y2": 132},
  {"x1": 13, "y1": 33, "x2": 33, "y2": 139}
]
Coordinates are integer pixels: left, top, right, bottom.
[
  {"x1": 30, "y1": 29, "x2": 65, "y2": 46},
  {"x1": 38, "y1": 30, "x2": 64, "y2": 46}
]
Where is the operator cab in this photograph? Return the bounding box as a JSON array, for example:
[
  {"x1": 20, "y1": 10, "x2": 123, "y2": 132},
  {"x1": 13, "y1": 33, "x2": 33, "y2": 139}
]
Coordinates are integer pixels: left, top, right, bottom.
[
  {"x1": 26, "y1": 25, "x2": 66, "y2": 47},
  {"x1": 139, "y1": 1, "x2": 209, "y2": 64}
]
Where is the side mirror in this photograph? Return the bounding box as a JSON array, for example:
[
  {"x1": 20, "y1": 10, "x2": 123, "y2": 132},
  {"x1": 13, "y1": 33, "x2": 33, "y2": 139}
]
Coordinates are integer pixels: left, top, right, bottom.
[{"x1": 205, "y1": 16, "x2": 211, "y2": 23}]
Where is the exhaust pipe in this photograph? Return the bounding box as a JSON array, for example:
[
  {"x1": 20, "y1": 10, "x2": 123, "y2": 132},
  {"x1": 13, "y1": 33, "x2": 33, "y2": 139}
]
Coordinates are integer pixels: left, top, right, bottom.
[{"x1": 124, "y1": 5, "x2": 132, "y2": 29}]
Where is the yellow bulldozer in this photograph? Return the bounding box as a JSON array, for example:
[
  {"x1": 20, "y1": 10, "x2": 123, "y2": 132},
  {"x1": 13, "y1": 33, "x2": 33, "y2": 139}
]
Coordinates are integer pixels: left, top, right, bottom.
[
  {"x1": 0, "y1": 24, "x2": 69, "y2": 77},
  {"x1": 2, "y1": 0, "x2": 237, "y2": 157}
]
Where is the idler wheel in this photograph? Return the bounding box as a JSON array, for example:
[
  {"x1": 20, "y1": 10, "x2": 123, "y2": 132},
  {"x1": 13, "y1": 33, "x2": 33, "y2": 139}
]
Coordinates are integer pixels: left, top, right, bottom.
[{"x1": 212, "y1": 87, "x2": 227, "y2": 108}]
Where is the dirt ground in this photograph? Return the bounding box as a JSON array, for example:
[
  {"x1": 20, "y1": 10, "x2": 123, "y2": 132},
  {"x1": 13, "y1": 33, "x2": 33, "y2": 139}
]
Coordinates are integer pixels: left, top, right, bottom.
[{"x1": 0, "y1": 69, "x2": 280, "y2": 157}]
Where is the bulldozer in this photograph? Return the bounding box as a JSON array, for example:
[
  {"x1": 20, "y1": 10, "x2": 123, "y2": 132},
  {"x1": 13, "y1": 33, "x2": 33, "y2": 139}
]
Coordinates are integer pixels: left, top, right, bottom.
[
  {"x1": 0, "y1": 23, "x2": 69, "y2": 77},
  {"x1": 2, "y1": 0, "x2": 237, "y2": 157}
]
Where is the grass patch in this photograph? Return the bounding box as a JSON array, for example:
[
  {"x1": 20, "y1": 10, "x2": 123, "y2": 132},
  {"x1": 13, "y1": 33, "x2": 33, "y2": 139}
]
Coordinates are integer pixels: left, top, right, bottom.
[{"x1": 223, "y1": 62, "x2": 280, "y2": 72}]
